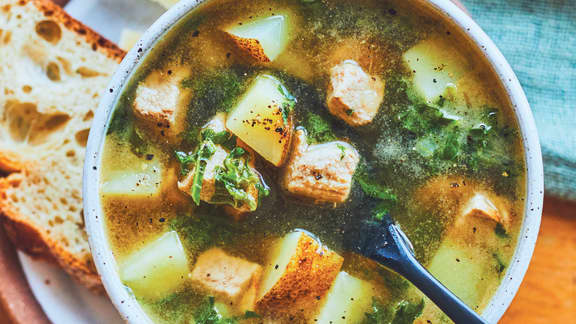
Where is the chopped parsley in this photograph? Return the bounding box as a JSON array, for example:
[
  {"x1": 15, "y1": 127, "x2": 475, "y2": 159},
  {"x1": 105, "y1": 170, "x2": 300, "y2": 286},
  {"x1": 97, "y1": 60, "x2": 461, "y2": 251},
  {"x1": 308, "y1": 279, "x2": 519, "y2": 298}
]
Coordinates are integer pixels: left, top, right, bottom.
[
  {"x1": 303, "y1": 112, "x2": 338, "y2": 144},
  {"x1": 194, "y1": 296, "x2": 260, "y2": 324},
  {"x1": 278, "y1": 83, "x2": 297, "y2": 124},
  {"x1": 355, "y1": 164, "x2": 397, "y2": 220},
  {"x1": 494, "y1": 223, "x2": 510, "y2": 239},
  {"x1": 363, "y1": 298, "x2": 424, "y2": 324},
  {"x1": 336, "y1": 143, "x2": 347, "y2": 160}
]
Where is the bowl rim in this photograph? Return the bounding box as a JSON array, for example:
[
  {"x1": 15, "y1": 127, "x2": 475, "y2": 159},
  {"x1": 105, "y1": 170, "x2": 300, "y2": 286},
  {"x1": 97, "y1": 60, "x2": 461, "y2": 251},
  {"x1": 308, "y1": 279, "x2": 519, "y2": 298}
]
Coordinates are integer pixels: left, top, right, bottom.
[{"x1": 83, "y1": 0, "x2": 544, "y2": 323}]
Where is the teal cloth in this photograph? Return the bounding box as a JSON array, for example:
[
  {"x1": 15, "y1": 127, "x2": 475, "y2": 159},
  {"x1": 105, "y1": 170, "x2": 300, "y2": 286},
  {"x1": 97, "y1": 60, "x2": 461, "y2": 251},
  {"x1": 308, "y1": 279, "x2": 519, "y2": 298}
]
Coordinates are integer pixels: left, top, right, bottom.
[{"x1": 461, "y1": 0, "x2": 576, "y2": 200}]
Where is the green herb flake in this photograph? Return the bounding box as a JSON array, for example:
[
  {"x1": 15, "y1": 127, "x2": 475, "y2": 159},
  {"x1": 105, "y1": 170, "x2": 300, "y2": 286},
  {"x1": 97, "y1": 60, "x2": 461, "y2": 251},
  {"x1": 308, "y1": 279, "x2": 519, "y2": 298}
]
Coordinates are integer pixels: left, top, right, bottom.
[
  {"x1": 278, "y1": 84, "x2": 296, "y2": 124},
  {"x1": 336, "y1": 143, "x2": 347, "y2": 160},
  {"x1": 391, "y1": 299, "x2": 425, "y2": 324},
  {"x1": 304, "y1": 112, "x2": 338, "y2": 144},
  {"x1": 190, "y1": 140, "x2": 217, "y2": 205},
  {"x1": 492, "y1": 253, "x2": 506, "y2": 274},
  {"x1": 494, "y1": 223, "x2": 510, "y2": 239},
  {"x1": 211, "y1": 148, "x2": 264, "y2": 211}
]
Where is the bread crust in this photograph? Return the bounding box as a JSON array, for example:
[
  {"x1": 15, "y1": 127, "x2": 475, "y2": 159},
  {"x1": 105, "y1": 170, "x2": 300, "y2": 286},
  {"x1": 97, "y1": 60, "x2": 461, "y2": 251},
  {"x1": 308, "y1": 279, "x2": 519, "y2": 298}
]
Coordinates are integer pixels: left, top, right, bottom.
[
  {"x1": 30, "y1": 0, "x2": 125, "y2": 63},
  {"x1": 0, "y1": 0, "x2": 125, "y2": 292},
  {"x1": 0, "y1": 174, "x2": 103, "y2": 292}
]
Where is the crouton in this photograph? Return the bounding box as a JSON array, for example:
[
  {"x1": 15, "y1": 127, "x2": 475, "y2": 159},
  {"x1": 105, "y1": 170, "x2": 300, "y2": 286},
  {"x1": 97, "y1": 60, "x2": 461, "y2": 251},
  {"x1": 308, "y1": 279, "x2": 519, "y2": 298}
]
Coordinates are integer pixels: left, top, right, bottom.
[
  {"x1": 283, "y1": 130, "x2": 360, "y2": 204},
  {"x1": 256, "y1": 231, "x2": 343, "y2": 315},
  {"x1": 133, "y1": 65, "x2": 191, "y2": 139},
  {"x1": 462, "y1": 193, "x2": 506, "y2": 224},
  {"x1": 326, "y1": 60, "x2": 385, "y2": 126},
  {"x1": 312, "y1": 272, "x2": 376, "y2": 324},
  {"x1": 190, "y1": 248, "x2": 262, "y2": 312}
]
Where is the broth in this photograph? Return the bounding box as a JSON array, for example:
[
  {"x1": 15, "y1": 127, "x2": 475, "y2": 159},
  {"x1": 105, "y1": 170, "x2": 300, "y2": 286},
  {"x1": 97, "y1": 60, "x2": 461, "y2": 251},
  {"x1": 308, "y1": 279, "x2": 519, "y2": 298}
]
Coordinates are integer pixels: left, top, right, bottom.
[{"x1": 100, "y1": 0, "x2": 526, "y2": 323}]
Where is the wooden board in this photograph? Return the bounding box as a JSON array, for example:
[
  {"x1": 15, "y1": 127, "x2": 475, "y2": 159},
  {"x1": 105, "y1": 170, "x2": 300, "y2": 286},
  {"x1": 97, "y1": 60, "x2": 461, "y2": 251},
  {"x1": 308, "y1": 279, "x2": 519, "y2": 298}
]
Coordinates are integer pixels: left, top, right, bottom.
[{"x1": 500, "y1": 197, "x2": 576, "y2": 324}]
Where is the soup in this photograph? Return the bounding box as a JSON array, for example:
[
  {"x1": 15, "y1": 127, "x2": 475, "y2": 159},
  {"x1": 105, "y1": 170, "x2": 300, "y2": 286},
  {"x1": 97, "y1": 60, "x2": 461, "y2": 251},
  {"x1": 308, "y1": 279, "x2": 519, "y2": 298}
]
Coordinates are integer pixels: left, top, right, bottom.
[{"x1": 100, "y1": 0, "x2": 526, "y2": 323}]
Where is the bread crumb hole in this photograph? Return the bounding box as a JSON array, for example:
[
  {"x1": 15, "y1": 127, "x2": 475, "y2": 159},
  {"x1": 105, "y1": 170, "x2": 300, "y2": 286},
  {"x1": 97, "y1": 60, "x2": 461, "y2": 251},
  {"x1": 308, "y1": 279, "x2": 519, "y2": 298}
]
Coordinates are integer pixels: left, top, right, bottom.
[
  {"x1": 60, "y1": 198, "x2": 68, "y2": 205},
  {"x1": 66, "y1": 150, "x2": 75, "y2": 158},
  {"x1": 54, "y1": 216, "x2": 64, "y2": 224},
  {"x1": 22, "y1": 85, "x2": 32, "y2": 93},
  {"x1": 76, "y1": 67, "x2": 104, "y2": 78},
  {"x1": 75, "y1": 129, "x2": 90, "y2": 147},
  {"x1": 83, "y1": 111, "x2": 94, "y2": 122},
  {"x1": 4, "y1": 101, "x2": 70, "y2": 145},
  {"x1": 46, "y1": 62, "x2": 60, "y2": 81},
  {"x1": 10, "y1": 195, "x2": 18, "y2": 203},
  {"x1": 3, "y1": 30, "x2": 11, "y2": 44},
  {"x1": 56, "y1": 57, "x2": 72, "y2": 74},
  {"x1": 35, "y1": 20, "x2": 61, "y2": 44}
]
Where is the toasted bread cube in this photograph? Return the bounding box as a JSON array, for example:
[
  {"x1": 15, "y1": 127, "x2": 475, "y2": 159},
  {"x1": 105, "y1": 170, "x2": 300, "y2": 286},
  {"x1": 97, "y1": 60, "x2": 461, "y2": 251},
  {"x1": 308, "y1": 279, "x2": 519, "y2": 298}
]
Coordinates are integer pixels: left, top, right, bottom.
[
  {"x1": 403, "y1": 38, "x2": 469, "y2": 103},
  {"x1": 133, "y1": 66, "x2": 191, "y2": 138},
  {"x1": 256, "y1": 231, "x2": 343, "y2": 314},
  {"x1": 191, "y1": 248, "x2": 262, "y2": 312},
  {"x1": 462, "y1": 193, "x2": 504, "y2": 224},
  {"x1": 120, "y1": 231, "x2": 189, "y2": 300},
  {"x1": 312, "y1": 272, "x2": 376, "y2": 324},
  {"x1": 327, "y1": 60, "x2": 385, "y2": 126},
  {"x1": 226, "y1": 75, "x2": 294, "y2": 166},
  {"x1": 225, "y1": 15, "x2": 289, "y2": 63},
  {"x1": 283, "y1": 130, "x2": 360, "y2": 204}
]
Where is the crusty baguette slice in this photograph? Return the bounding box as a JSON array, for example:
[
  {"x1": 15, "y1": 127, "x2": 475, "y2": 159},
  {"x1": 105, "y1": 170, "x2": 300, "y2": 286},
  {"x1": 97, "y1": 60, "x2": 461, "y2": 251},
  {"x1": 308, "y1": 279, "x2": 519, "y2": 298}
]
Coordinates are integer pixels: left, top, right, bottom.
[{"x1": 0, "y1": 0, "x2": 125, "y2": 291}]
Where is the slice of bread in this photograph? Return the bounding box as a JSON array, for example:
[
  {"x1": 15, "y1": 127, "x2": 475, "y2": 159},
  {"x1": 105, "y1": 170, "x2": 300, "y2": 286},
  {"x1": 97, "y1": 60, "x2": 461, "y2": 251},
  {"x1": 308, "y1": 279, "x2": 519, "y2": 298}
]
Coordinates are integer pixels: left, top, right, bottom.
[{"x1": 0, "y1": 0, "x2": 125, "y2": 291}]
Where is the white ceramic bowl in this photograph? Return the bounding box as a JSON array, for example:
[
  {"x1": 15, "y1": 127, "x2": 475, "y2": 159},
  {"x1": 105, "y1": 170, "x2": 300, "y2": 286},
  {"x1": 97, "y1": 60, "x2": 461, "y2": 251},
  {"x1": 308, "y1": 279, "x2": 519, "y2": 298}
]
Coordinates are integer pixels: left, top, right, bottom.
[{"x1": 83, "y1": 0, "x2": 544, "y2": 323}]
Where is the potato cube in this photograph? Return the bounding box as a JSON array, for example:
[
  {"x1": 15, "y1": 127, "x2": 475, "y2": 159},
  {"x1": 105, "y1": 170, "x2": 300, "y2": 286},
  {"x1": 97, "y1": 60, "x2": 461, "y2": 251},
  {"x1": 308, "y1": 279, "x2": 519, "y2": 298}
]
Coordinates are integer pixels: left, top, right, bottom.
[
  {"x1": 462, "y1": 192, "x2": 504, "y2": 224},
  {"x1": 226, "y1": 75, "x2": 294, "y2": 166},
  {"x1": 256, "y1": 231, "x2": 343, "y2": 314},
  {"x1": 190, "y1": 248, "x2": 262, "y2": 312},
  {"x1": 312, "y1": 272, "x2": 376, "y2": 324},
  {"x1": 101, "y1": 152, "x2": 163, "y2": 199},
  {"x1": 120, "y1": 231, "x2": 189, "y2": 300},
  {"x1": 403, "y1": 38, "x2": 469, "y2": 103},
  {"x1": 225, "y1": 15, "x2": 289, "y2": 62}
]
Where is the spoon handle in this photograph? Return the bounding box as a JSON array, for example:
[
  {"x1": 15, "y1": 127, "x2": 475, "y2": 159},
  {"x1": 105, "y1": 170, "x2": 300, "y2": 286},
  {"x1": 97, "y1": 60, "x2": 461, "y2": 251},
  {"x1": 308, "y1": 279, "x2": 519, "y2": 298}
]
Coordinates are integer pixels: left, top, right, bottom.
[{"x1": 369, "y1": 224, "x2": 488, "y2": 324}]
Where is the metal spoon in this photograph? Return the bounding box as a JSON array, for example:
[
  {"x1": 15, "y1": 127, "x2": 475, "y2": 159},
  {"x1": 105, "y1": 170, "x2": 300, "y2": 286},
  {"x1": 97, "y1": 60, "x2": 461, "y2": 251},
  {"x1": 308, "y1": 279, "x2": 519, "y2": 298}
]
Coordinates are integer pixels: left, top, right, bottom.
[{"x1": 343, "y1": 215, "x2": 488, "y2": 324}]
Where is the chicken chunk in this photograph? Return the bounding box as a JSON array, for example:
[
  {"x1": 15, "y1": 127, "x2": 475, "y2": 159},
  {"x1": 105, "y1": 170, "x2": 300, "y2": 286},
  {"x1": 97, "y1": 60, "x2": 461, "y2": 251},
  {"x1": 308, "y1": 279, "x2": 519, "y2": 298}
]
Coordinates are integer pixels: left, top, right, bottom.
[
  {"x1": 462, "y1": 193, "x2": 507, "y2": 224},
  {"x1": 133, "y1": 66, "x2": 191, "y2": 138},
  {"x1": 178, "y1": 114, "x2": 264, "y2": 216},
  {"x1": 190, "y1": 248, "x2": 262, "y2": 312},
  {"x1": 283, "y1": 130, "x2": 360, "y2": 204},
  {"x1": 326, "y1": 60, "x2": 385, "y2": 126},
  {"x1": 178, "y1": 145, "x2": 228, "y2": 202}
]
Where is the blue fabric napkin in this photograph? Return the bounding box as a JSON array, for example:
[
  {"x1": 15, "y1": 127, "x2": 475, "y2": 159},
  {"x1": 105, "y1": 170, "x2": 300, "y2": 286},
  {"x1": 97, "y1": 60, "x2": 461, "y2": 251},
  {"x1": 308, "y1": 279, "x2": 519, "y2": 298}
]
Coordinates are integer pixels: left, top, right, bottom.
[{"x1": 461, "y1": 0, "x2": 576, "y2": 200}]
